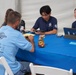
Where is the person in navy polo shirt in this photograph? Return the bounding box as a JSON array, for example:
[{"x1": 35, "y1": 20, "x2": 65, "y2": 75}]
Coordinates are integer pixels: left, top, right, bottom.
[
  {"x1": 31, "y1": 5, "x2": 57, "y2": 35},
  {"x1": 72, "y1": 8, "x2": 76, "y2": 28}
]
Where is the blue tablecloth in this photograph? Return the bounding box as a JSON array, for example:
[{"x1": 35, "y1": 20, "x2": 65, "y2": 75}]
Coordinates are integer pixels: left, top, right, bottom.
[{"x1": 16, "y1": 34, "x2": 76, "y2": 73}]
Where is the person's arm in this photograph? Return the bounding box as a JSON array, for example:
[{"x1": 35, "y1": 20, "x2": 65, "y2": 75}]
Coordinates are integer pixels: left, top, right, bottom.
[
  {"x1": 34, "y1": 29, "x2": 57, "y2": 35},
  {"x1": 31, "y1": 18, "x2": 40, "y2": 32},
  {"x1": 31, "y1": 28, "x2": 36, "y2": 32},
  {"x1": 16, "y1": 33, "x2": 34, "y2": 52},
  {"x1": 27, "y1": 35, "x2": 34, "y2": 52},
  {"x1": 44, "y1": 29, "x2": 57, "y2": 34}
]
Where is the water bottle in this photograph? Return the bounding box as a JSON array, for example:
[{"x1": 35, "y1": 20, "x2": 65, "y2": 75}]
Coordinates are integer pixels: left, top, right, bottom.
[{"x1": 38, "y1": 35, "x2": 45, "y2": 48}]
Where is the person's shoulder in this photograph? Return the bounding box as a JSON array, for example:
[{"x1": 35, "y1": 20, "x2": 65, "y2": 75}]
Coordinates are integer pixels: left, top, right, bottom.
[
  {"x1": 72, "y1": 21, "x2": 76, "y2": 28},
  {"x1": 0, "y1": 26, "x2": 5, "y2": 30},
  {"x1": 12, "y1": 30, "x2": 24, "y2": 39},
  {"x1": 37, "y1": 17, "x2": 42, "y2": 20},
  {"x1": 50, "y1": 16, "x2": 57, "y2": 20},
  {"x1": 14, "y1": 29, "x2": 21, "y2": 35},
  {"x1": 72, "y1": 21, "x2": 76, "y2": 24},
  {"x1": 8, "y1": 27, "x2": 21, "y2": 36},
  {"x1": 0, "y1": 25, "x2": 8, "y2": 30},
  {"x1": 36, "y1": 17, "x2": 43, "y2": 22}
]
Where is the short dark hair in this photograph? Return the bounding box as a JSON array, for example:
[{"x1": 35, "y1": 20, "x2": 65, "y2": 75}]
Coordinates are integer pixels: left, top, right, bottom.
[
  {"x1": 7, "y1": 11, "x2": 21, "y2": 24},
  {"x1": 40, "y1": 5, "x2": 51, "y2": 15}
]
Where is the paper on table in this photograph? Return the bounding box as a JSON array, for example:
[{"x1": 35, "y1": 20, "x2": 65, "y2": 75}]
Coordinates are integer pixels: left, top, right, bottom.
[
  {"x1": 69, "y1": 42, "x2": 76, "y2": 45},
  {"x1": 23, "y1": 33, "x2": 35, "y2": 37}
]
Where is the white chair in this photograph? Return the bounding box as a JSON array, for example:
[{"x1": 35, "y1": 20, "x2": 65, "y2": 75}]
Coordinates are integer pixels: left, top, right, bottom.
[
  {"x1": 29, "y1": 63, "x2": 73, "y2": 75},
  {"x1": 0, "y1": 56, "x2": 14, "y2": 75}
]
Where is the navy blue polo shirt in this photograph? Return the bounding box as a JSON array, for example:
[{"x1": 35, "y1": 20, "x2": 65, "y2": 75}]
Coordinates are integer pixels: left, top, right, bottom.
[
  {"x1": 33, "y1": 16, "x2": 57, "y2": 32},
  {"x1": 72, "y1": 21, "x2": 76, "y2": 28}
]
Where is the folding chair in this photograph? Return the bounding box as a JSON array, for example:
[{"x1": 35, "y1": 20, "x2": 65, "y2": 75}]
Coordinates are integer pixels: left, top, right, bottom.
[
  {"x1": 0, "y1": 56, "x2": 14, "y2": 75},
  {"x1": 29, "y1": 63, "x2": 73, "y2": 75}
]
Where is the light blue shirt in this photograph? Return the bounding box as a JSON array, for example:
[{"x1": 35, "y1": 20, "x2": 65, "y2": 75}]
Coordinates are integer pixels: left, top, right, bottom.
[{"x1": 0, "y1": 25, "x2": 32, "y2": 74}]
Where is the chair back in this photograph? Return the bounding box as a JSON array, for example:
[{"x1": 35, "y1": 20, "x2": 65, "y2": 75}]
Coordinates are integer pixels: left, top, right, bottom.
[
  {"x1": 29, "y1": 63, "x2": 73, "y2": 75},
  {"x1": 0, "y1": 56, "x2": 14, "y2": 75}
]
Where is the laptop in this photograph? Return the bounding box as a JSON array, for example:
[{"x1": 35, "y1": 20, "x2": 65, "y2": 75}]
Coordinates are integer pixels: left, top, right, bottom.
[{"x1": 63, "y1": 27, "x2": 76, "y2": 40}]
